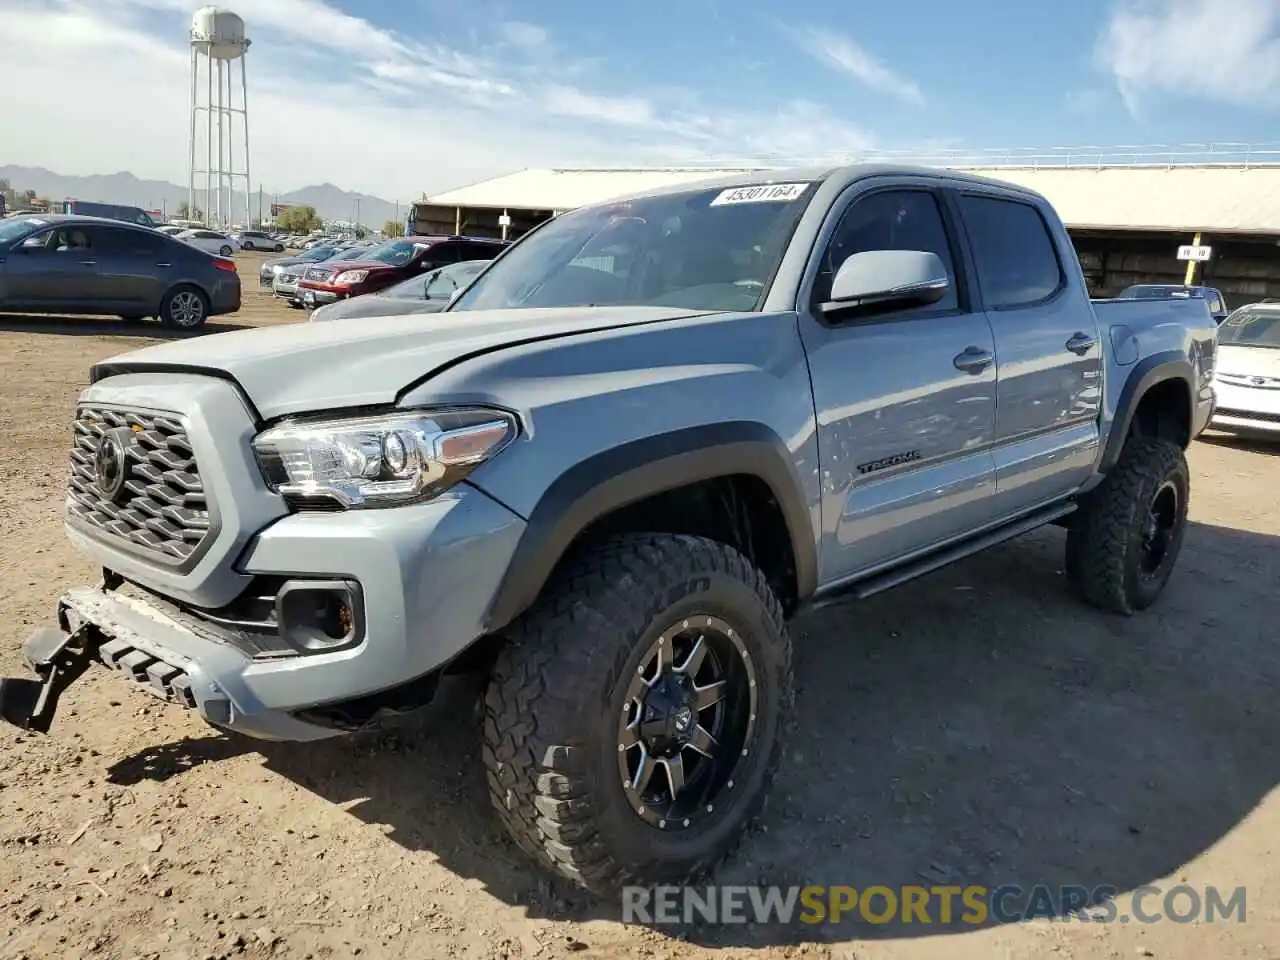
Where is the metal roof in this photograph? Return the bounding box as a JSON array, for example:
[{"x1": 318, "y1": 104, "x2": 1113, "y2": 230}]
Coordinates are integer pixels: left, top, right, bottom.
[
  {"x1": 424, "y1": 163, "x2": 1280, "y2": 234},
  {"x1": 425, "y1": 167, "x2": 777, "y2": 211}
]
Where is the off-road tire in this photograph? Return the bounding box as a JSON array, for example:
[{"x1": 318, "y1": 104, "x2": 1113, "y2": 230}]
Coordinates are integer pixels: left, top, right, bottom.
[
  {"x1": 482, "y1": 533, "x2": 793, "y2": 895},
  {"x1": 1065, "y1": 437, "x2": 1190, "y2": 615}
]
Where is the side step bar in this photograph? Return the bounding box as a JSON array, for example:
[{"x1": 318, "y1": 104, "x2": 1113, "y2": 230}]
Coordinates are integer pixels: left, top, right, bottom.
[{"x1": 809, "y1": 501, "x2": 1077, "y2": 609}]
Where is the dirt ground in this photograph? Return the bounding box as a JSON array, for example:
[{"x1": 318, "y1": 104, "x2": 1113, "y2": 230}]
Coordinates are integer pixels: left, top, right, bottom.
[{"x1": 2, "y1": 251, "x2": 1279, "y2": 960}]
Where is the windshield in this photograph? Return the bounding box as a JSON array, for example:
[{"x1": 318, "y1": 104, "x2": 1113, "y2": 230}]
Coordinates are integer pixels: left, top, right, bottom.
[
  {"x1": 300, "y1": 245, "x2": 340, "y2": 261},
  {"x1": 362, "y1": 238, "x2": 429, "y2": 266},
  {"x1": 425, "y1": 260, "x2": 486, "y2": 299},
  {"x1": 1218, "y1": 309, "x2": 1280, "y2": 348},
  {"x1": 452, "y1": 181, "x2": 816, "y2": 313},
  {"x1": 0, "y1": 217, "x2": 40, "y2": 245}
]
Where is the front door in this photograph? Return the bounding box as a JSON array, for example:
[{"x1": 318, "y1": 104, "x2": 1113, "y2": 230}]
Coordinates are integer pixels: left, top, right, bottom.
[
  {"x1": 3, "y1": 227, "x2": 100, "y2": 309},
  {"x1": 952, "y1": 192, "x2": 1104, "y2": 516},
  {"x1": 799, "y1": 183, "x2": 1000, "y2": 586}
]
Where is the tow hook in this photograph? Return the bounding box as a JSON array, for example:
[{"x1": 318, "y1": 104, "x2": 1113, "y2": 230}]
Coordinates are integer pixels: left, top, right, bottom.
[{"x1": 0, "y1": 625, "x2": 98, "y2": 733}]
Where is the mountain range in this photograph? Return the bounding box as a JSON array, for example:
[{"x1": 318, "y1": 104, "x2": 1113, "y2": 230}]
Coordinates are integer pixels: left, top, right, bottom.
[{"x1": 0, "y1": 164, "x2": 403, "y2": 227}]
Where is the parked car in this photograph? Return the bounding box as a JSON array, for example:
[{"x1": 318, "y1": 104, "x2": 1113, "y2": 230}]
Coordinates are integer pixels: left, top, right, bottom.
[
  {"x1": 233, "y1": 230, "x2": 285, "y2": 252},
  {"x1": 296, "y1": 236, "x2": 507, "y2": 308},
  {"x1": 272, "y1": 245, "x2": 368, "y2": 307},
  {"x1": 155, "y1": 225, "x2": 186, "y2": 237},
  {"x1": 0, "y1": 167, "x2": 1217, "y2": 897},
  {"x1": 0, "y1": 213, "x2": 239, "y2": 328},
  {"x1": 177, "y1": 229, "x2": 239, "y2": 258},
  {"x1": 309, "y1": 259, "x2": 491, "y2": 321},
  {"x1": 258, "y1": 243, "x2": 347, "y2": 288},
  {"x1": 1206, "y1": 302, "x2": 1280, "y2": 438},
  {"x1": 58, "y1": 200, "x2": 158, "y2": 228},
  {"x1": 1117, "y1": 283, "x2": 1229, "y2": 324}
]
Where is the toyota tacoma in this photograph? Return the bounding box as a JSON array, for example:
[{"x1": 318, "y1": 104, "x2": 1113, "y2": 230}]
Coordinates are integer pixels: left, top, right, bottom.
[{"x1": 0, "y1": 165, "x2": 1217, "y2": 894}]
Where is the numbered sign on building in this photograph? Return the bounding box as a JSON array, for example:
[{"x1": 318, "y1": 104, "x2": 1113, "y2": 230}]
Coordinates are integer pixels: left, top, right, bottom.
[{"x1": 1177, "y1": 244, "x2": 1213, "y2": 262}]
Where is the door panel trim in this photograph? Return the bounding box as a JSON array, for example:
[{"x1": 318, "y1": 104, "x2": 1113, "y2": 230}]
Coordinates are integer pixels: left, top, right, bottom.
[{"x1": 992, "y1": 421, "x2": 1099, "y2": 497}]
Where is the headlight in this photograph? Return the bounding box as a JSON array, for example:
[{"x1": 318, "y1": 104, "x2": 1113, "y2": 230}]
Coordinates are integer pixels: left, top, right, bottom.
[
  {"x1": 252, "y1": 408, "x2": 518, "y2": 508},
  {"x1": 332, "y1": 270, "x2": 368, "y2": 285},
  {"x1": 271, "y1": 264, "x2": 285, "y2": 274}
]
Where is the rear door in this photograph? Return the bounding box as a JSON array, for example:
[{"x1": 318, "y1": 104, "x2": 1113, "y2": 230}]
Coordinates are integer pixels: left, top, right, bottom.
[
  {"x1": 952, "y1": 191, "x2": 1103, "y2": 516},
  {"x1": 799, "y1": 178, "x2": 1000, "y2": 583},
  {"x1": 88, "y1": 225, "x2": 167, "y2": 311}
]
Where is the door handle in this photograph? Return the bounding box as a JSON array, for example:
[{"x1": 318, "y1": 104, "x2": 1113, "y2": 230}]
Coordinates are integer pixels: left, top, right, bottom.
[
  {"x1": 79, "y1": 260, "x2": 97, "y2": 266},
  {"x1": 1066, "y1": 332, "x2": 1097, "y2": 355},
  {"x1": 155, "y1": 263, "x2": 172, "y2": 268},
  {"x1": 953, "y1": 346, "x2": 994, "y2": 374}
]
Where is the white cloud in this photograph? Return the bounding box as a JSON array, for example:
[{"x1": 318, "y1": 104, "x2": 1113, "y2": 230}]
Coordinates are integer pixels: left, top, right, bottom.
[
  {"x1": 0, "y1": 0, "x2": 880, "y2": 201},
  {"x1": 1096, "y1": 0, "x2": 1280, "y2": 113},
  {"x1": 782, "y1": 25, "x2": 924, "y2": 106}
]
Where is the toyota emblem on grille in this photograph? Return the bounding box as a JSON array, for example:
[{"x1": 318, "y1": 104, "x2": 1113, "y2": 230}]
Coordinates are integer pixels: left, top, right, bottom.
[{"x1": 94, "y1": 428, "x2": 132, "y2": 503}]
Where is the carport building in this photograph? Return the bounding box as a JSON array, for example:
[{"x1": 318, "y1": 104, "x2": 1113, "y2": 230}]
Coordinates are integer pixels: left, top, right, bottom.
[{"x1": 410, "y1": 144, "x2": 1280, "y2": 308}]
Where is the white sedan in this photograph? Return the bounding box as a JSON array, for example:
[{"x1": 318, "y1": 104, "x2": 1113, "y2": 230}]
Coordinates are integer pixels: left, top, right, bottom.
[
  {"x1": 176, "y1": 229, "x2": 240, "y2": 257},
  {"x1": 1209, "y1": 302, "x2": 1280, "y2": 439}
]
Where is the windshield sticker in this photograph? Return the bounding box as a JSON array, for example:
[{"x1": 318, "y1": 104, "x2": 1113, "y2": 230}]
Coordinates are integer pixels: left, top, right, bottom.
[{"x1": 709, "y1": 183, "x2": 808, "y2": 207}]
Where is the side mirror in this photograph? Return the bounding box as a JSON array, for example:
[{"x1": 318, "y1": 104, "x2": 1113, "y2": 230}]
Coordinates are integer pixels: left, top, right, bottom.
[{"x1": 822, "y1": 250, "x2": 950, "y2": 318}]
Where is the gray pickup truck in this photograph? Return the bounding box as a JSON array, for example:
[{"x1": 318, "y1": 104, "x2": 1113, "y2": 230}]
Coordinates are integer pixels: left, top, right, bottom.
[{"x1": 1, "y1": 165, "x2": 1217, "y2": 894}]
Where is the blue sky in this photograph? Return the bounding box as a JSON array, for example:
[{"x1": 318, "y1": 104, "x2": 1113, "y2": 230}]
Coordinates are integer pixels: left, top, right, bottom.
[{"x1": 0, "y1": 0, "x2": 1277, "y2": 199}]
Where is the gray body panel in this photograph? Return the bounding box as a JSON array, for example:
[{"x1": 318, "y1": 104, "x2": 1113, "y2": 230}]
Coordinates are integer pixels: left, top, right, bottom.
[
  {"x1": 309, "y1": 295, "x2": 448, "y2": 322},
  {"x1": 25, "y1": 163, "x2": 1218, "y2": 740}
]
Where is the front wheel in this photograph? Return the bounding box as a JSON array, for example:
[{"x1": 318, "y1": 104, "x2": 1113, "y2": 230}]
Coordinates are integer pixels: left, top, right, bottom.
[
  {"x1": 1065, "y1": 437, "x2": 1190, "y2": 615},
  {"x1": 483, "y1": 534, "x2": 793, "y2": 894},
  {"x1": 159, "y1": 286, "x2": 209, "y2": 331}
]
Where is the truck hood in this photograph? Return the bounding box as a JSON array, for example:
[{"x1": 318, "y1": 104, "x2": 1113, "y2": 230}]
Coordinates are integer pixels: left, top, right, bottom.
[{"x1": 92, "y1": 306, "x2": 712, "y2": 420}]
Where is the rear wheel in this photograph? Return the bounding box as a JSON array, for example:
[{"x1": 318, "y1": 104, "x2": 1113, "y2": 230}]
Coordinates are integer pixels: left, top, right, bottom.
[
  {"x1": 159, "y1": 286, "x2": 209, "y2": 331},
  {"x1": 219, "y1": 245, "x2": 233, "y2": 257},
  {"x1": 1065, "y1": 437, "x2": 1190, "y2": 615},
  {"x1": 483, "y1": 534, "x2": 793, "y2": 894}
]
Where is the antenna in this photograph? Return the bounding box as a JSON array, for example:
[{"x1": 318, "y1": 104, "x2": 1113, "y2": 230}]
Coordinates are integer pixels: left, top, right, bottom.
[{"x1": 188, "y1": 7, "x2": 251, "y2": 229}]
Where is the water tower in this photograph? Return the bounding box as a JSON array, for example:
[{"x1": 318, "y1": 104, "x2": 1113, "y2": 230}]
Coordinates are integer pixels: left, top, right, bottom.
[{"x1": 187, "y1": 7, "x2": 251, "y2": 229}]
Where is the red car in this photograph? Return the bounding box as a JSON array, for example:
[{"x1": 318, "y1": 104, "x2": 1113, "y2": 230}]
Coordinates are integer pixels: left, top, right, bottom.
[{"x1": 297, "y1": 235, "x2": 508, "y2": 307}]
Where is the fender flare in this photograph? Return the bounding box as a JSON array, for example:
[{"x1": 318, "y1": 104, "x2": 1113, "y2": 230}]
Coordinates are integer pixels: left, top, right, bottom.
[
  {"x1": 482, "y1": 421, "x2": 819, "y2": 631},
  {"x1": 1099, "y1": 349, "x2": 1196, "y2": 473}
]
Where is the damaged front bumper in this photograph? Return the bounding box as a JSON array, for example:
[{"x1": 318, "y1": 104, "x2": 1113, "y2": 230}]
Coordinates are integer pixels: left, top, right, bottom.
[{"x1": 1, "y1": 584, "x2": 332, "y2": 741}]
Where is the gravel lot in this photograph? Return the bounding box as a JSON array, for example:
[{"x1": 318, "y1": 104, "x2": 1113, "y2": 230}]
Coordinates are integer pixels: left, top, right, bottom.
[{"x1": 2, "y1": 251, "x2": 1278, "y2": 959}]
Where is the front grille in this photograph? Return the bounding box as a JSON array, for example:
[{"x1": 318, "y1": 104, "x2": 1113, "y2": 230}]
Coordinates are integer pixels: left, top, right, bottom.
[
  {"x1": 1217, "y1": 373, "x2": 1280, "y2": 389},
  {"x1": 304, "y1": 267, "x2": 331, "y2": 282},
  {"x1": 67, "y1": 406, "x2": 211, "y2": 563},
  {"x1": 1216, "y1": 407, "x2": 1280, "y2": 424}
]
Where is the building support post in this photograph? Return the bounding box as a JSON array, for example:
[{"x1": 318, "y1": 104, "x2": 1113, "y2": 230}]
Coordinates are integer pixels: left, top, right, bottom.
[
  {"x1": 455, "y1": 206, "x2": 462, "y2": 235},
  {"x1": 1184, "y1": 232, "x2": 1202, "y2": 285}
]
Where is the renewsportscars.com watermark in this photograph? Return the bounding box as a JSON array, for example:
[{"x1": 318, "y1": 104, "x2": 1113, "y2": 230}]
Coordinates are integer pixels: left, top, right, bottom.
[{"x1": 622, "y1": 884, "x2": 1247, "y2": 926}]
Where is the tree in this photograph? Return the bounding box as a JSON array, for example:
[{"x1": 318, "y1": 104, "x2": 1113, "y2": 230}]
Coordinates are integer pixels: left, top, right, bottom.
[
  {"x1": 275, "y1": 205, "x2": 322, "y2": 233},
  {"x1": 175, "y1": 201, "x2": 204, "y2": 222},
  {"x1": 382, "y1": 221, "x2": 405, "y2": 238}
]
